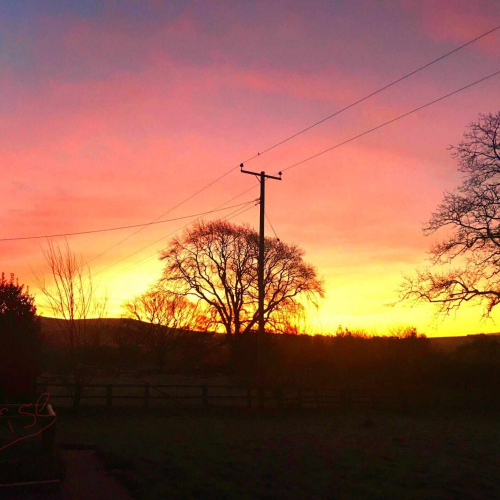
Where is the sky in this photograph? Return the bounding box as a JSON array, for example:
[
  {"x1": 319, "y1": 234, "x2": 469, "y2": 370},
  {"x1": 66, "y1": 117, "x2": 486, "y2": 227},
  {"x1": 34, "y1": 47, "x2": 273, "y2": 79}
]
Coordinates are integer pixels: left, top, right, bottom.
[{"x1": 1, "y1": 0, "x2": 500, "y2": 336}]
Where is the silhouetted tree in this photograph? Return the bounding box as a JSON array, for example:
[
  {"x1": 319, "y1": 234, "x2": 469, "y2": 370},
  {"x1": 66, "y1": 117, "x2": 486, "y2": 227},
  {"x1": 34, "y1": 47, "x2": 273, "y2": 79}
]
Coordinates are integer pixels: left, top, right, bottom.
[
  {"x1": 0, "y1": 273, "x2": 41, "y2": 401},
  {"x1": 34, "y1": 241, "x2": 107, "y2": 409},
  {"x1": 388, "y1": 325, "x2": 427, "y2": 339},
  {"x1": 266, "y1": 302, "x2": 307, "y2": 334},
  {"x1": 122, "y1": 286, "x2": 213, "y2": 368},
  {"x1": 160, "y1": 220, "x2": 324, "y2": 339},
  {"x1": 401, "y1": 112, "x2": 500, "y2": 317}
]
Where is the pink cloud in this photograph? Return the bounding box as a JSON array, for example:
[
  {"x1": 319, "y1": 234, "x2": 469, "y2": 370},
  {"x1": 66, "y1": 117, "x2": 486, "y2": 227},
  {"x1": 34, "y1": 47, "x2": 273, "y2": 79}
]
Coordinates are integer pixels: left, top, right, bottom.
[
  {"x1": 403, "y1": 0, "x2": 500, "y2": 50},
  {"x1": 229, "y1": 67, "x2": 366, "y2": 105}
]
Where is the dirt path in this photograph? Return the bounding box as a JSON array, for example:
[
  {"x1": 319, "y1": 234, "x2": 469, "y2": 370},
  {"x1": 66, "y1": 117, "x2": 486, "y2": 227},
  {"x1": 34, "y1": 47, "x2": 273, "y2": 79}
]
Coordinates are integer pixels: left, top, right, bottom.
[{"x1": 60, "y1": 448, "x2": 132, "y2": 500}]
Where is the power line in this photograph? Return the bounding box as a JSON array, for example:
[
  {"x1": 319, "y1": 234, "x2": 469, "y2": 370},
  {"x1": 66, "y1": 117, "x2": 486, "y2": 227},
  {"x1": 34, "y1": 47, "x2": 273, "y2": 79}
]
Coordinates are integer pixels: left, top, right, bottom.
[
  {"x1": 112, "y1": 201, "x2": 259, "y2": 276},
  {"x1": 93, "y1": 200, "x2": 258, "y2": 276},
  {"x1": 265, "y1": 212, "x2": 280, "y2": 242},
  {"x1": 280, "y1": 69, "x2": 500, "y2": 174},
  {"x1": 94, "y1": 185, "x2": 259, "y2": 276},
  {"x1": 104, "y1": 68, "x2": 500, "y2": 278},
  {"x1": 226, "y1": 203, "x2": 258, "y2": 222},
  {"x1": 248, "y1": 24, "x2": 500, "y2": 159},
  {"x1": 86, "y1": 166, "x2": 242, "y2": 264},
  {"x1": 0, "y1": 200, "x2": 256, "y2": 242},
  {"x1": 85, "y1": 24, "x2": 499, "y2": 265},
  {"x1": 124, "y1": 202, "x2": 258, "y2": 274},
  {"x1": 94, "y1": 198, "x2": 259, "y2": 276}
]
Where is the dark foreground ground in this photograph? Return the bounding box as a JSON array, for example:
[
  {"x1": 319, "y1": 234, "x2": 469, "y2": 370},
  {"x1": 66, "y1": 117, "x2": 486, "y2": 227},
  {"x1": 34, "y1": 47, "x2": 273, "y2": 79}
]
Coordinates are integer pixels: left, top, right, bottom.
[{"x1": 55, "y1": 408, "x2": 500, "y2": 499}]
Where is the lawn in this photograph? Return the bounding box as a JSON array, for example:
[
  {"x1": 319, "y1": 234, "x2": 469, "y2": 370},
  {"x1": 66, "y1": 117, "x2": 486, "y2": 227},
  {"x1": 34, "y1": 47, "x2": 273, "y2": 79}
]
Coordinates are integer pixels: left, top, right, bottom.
[{"x1": 56, "y1": 409, "x2": 500, "y2": 499}]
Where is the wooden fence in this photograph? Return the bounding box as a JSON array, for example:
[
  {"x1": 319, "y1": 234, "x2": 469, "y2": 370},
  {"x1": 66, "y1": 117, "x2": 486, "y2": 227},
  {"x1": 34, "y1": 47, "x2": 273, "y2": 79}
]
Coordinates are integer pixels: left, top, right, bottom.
[{"x1": 34, "y1": 382, "x2": 390, "y2": 410}]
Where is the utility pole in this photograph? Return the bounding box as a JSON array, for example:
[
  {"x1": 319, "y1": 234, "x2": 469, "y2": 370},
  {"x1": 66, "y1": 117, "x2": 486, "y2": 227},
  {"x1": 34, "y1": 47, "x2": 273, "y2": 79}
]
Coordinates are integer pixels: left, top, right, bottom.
[{"x1": 240, "y1": 164, "x2": 282, "y2": 381}]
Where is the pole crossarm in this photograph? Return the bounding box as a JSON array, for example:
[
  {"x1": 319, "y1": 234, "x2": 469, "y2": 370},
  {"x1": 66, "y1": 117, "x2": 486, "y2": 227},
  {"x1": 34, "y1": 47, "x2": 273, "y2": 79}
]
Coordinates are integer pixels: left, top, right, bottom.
[{"x1": 240, "y1": 163, "x2": 283, "y2": 181}]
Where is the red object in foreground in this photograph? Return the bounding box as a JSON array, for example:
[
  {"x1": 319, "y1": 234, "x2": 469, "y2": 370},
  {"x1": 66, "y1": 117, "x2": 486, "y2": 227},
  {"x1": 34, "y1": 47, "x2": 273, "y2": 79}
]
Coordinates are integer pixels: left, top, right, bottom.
[{"x1": 0, "y1": 393, "x2": 57, "y2": 452}]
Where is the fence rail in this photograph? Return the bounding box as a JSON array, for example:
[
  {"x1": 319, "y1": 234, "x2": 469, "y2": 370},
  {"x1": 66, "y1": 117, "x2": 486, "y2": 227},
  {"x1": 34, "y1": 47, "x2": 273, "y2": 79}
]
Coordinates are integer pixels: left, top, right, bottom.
[{"x1": 35, "y1": 382, "x2": 402, "y2": 410}]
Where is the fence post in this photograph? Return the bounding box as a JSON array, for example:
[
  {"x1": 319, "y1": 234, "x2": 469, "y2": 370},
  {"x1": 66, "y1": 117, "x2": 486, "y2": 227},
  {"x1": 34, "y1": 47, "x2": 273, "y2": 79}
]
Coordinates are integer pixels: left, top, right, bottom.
[
  {"x1": 202, "y1": 385, "x2": 209, "y2": 408},
  {"x1": 258, "y1": 386, "x2": 265, "y2": 409},
  {"x1": 144, "y1": 383, "x2": 149, "y2": 409},
  {"x1": 106, "y1": 385, "x2": 112, "y2": 408},
  {"x1": 247, "y1": 387, "x2": 252, "y2": 408}
]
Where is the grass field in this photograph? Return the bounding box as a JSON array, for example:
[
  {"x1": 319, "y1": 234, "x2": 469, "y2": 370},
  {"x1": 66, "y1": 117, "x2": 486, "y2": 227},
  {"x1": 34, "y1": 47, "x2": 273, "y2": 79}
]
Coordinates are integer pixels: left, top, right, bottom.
[{"x1": 56, "y1": 408, "x2": 500, "y2": 499}]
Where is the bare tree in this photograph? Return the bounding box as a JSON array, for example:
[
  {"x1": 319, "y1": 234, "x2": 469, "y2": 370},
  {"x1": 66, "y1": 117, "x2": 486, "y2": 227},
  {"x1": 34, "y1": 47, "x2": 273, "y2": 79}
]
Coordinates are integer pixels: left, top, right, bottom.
[
  {"x1": 401, "y1": 111, "x2": 500, "y2": 317},
  {"x1": 122, "y1": 286, "x2": 212, "y2": 368},
  {"x1": 265, "y1": 301, "x2": 307, "y2": 335},
  {"x1": 387, "y1": 325, "x2": 426, "y2": 339},
  {"x1": 159, "y1": 220, "x2": 324, "y2": 338},
  {"x1": 34, "y1": 240, "x2": 107, "y2": 409}
]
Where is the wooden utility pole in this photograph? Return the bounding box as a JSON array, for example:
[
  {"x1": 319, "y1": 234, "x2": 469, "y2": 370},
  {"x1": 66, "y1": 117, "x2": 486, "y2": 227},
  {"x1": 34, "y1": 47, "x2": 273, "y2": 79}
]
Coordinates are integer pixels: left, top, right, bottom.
[{"x1": 240, "y1": 164, "x2": 282, "y2": 337}]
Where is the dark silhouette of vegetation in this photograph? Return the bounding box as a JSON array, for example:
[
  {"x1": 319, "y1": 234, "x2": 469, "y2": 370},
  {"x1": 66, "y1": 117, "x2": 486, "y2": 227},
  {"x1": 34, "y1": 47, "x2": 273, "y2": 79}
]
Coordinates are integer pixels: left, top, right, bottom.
[
  {"x1": 159, "y1": 220, "x2": 325, "y2": 338},
  {"x1": 34, "y1": 241, "x2": 107, "y2": 410},
  {"x1": 239, "y1": 328, "x2": 433, "y2": 392},
  {"x1": 108, "y1": 318, "x2": 142, "y2": 370},
  {"x1": 158, "y1": 219, "x2": 324, "y2": 380},
  {"x1": 0, "y1": 272, "x2": 41, "y2": 401},
  {"x1": 401, "y1": 111, "x2": 500, "y2": 317},
  {"x1": 121, "y1": 285, "x2": 214, "y2": 368},
  {"x1": 36, "y1": 314, "x2": 500, "y2": 411}
]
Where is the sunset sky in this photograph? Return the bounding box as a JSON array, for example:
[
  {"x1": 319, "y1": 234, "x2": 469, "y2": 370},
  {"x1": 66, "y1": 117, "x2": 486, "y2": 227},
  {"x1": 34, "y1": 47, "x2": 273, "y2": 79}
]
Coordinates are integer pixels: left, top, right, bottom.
[{"x1": 2, "y1": 1, "x2": 500, "y2": 336}]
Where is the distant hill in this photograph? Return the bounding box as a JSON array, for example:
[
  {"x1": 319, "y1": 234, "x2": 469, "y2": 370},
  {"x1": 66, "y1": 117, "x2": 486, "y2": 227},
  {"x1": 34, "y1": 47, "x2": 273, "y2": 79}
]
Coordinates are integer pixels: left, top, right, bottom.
[
  {"x1": 427, "y1": 334, "x2": 500, "y2": 352},
  {"x1": 39, "y1": 316, "x2": 215, "y2": 350},
  {"x1": 39, "y1": 316, "x2": 500, "y2": 352},
  {"x1": 40, "y1": 316, "x2": 141, "y2": 349},
  {"x1": 40, "y1": 316, "x2": 67, "y2": 349}
]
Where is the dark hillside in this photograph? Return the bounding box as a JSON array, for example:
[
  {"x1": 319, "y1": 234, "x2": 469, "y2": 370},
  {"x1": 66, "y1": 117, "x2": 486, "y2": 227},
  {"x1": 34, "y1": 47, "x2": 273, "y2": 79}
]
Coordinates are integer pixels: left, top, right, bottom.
[{"x1": 39, "y1": 317, "x2": 500, "y2": 352}]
